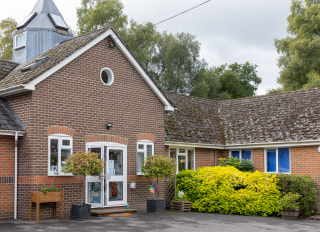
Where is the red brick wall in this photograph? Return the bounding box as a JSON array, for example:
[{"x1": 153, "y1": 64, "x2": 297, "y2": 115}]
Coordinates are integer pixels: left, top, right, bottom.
[
  {"x1": 0, "y1": 135, "x2": 15, "y2": 220},
  {"x1": 195, "y1": 148, "x2": 216, "y2": 169},
  {"x1": 7, "y1": 37, "x2": 166, "y2": 219}
]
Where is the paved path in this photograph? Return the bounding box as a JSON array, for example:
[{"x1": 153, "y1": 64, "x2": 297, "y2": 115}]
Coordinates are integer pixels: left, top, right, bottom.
[{"x1": 0, "y1": 212, "x2": 319, "y2": 232}]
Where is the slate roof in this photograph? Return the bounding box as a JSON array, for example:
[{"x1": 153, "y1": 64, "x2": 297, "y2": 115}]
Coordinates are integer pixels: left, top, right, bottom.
[
  {"x1": 0, "y1": 98, "x2": 25, "y2": 131},
  {"x1": 165, "y1": 88, "x2": 320, "y2": 146},
  {"x1": 0, "y1": 27, "x2": 108, "y2": 90},
  {"x1": 0, "y1": 60, "x2": 19, "y2": 81},
  {"x1": 165, "y1": 92, "x2": 225, "y2": 145}
]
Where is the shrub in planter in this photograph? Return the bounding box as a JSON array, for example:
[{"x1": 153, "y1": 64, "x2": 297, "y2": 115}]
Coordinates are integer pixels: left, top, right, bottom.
[
  {"x1": 64, "y1": 151, "x2": 104, "y2": 220},
  {"x1": 141, "y1": 154, "x2": 175, "y2": 213},
  {"x1": 279, "y1": 192, "x2": 301, "y2": 220},
  {"x1": 177, "y1": 166, "x2": 281, "y2": 216},
  {"x1": 276, "y1": 174, "x2": 318, "y2": 217}
]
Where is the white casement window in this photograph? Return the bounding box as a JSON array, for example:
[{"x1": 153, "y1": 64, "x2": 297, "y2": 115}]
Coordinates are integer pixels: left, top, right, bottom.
[
  {"x1": 264, "y1": 148, "x2": 290, "y2": 174},
  {"x1": 15, "y1": 33, "x2": 26, "y2": 49},
  {"x1": 48, "y1": 134, "x2": 73, "y2": 175},
  {"x1": 169, "y1": 148, "x2": 195, "y2": 173},
  {"x1": 137, "y1": 140, "x2": 154, "y2": 175},
  {"x1": 230, "y1": 150, "x2": 252, "y2": 160}
]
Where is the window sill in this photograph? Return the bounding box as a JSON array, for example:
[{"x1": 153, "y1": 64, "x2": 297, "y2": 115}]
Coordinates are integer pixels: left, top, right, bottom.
[{"x1": 48, "y1": 173, "x2": 74, "y2": 177}]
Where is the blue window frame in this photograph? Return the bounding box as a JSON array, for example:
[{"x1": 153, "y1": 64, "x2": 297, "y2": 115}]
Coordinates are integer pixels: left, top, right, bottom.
[
  {"x1": 231, "y1": 150, "x2": 252, "y2": 160},
  {"x1": 266, "y1": 148, "x2": 290, "y2": 173}
]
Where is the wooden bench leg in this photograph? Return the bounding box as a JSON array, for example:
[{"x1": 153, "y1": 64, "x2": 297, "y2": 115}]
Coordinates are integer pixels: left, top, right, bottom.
[
  {"x1": 53, "y1": 203, "x2": 57, "y2": 219},
  {"x1": 36, "y1": 202, "x2": 40, "y2": 223}
]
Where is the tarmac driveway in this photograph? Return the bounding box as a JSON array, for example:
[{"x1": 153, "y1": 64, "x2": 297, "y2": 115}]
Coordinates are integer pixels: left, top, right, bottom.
[{"x1": 0, "y1": 211, "x2": 319, "y2": 232}]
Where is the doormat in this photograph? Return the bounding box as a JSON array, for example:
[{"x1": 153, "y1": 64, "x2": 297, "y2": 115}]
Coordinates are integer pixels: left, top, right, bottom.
[{"x1": 107, "y1": 213, "x2": 132, "y2": 217}]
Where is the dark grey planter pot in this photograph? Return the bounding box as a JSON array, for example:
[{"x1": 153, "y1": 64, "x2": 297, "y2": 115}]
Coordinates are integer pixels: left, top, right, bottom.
[
  {"x1": 146, "y1": 199, "x2": 165, "y2": 213},
  {"x1": 70, "y1": 204, "x2": 91, "y2": 220},
  {"x1": 281, "y1": 209, "x2": 300, "y2": 220}
]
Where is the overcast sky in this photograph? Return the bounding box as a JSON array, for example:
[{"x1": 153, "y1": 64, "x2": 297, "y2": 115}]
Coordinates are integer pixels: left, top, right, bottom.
[{"x1": 0, "y1": 0, "x2": 292, "y2": 95}]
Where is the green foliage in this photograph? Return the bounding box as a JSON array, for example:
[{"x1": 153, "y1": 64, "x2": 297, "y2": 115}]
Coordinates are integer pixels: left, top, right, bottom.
[
  {"x1": 177, "y1": 167, "x2": 281, "y2": 216},
  {"x1": 219, "y1": 157, "x2": 255, "y2": 172},
  {"x1": 40, "y1": 184, "x2": 61, "y2": 194},
  {"x1": 150, "y1": 32, "x2": 203, "y2": 94},
  {"x1": 276, "y1": 174, "x2": 318, "y2": 216},
  {"x1": 279, "y1": 192, "x2": 301, "y2": 210},
  {"x1": 266, "y1": 87, "x2": 285, "y2": 95},
  {"x1": 141, "y1": 154, "x2": 175, "y2": 199},
  {"x1": 275, "y1": 0, "x2": 320, "y2": 91},
  {"x1": 64, "y1": 151, "x2": 104, "y2": 176},
  {"x1": 0, "y1": 18, "x2": 17, "y2": 60},
  {"x1": 77, "y1": 0, "x2": 128, "y2": 35}
]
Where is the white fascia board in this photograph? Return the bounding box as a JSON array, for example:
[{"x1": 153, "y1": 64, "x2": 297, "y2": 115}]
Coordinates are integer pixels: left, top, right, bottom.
[
  {"x1": 0, "y1": 85, "x2": 25, "y2": 97},
  {"x1": 0, "y1": 130, "x2": 25, "y2": 136},
  {"x1": 166, "y1": 140, "x2": 320, "y2": 150},
  {"x1": 28, "y1": 30, "x2": 113, "y2": 87},
  {"x1": 165, "y1": 141, "x2": 224, "y2": 149},
  {"x1": 110, "y1": 31, "x2": 174, "y2": 112}
]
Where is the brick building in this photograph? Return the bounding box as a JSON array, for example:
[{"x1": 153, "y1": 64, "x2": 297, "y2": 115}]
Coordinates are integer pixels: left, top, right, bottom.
[{"x1": 0, "y1": 0, "x2": 319, "y2": 220}]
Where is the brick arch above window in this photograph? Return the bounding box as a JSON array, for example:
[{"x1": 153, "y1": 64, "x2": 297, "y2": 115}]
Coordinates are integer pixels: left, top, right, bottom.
[
  {"x1": 47, "y1": 126, "x2": 75, "y2": 136},
  {"x1": 86, "y1": 134, "x2": 128, "y2": 145},
  {"x1": 136, "y1": 133, "x2": 156, "y2": 142}
]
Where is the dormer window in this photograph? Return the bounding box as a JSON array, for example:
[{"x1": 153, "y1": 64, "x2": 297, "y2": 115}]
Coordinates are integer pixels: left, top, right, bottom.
[{"x1": 15, "y1": 33, "x2": 26, "y2": 49}]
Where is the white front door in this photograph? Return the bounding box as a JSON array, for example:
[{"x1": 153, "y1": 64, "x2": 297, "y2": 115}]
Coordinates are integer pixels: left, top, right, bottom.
[{"x1": 86, "y1": 142, "x2": 127, "y2": 208}]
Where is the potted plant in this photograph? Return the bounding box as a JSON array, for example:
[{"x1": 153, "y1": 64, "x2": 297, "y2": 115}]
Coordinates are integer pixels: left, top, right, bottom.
[
  {"x1": 279, "y1": 192, "x2": 301, "y2": 220},
  {"x1": 64, "y1": 151, "x2": 104, "y2": 220},
  {"x1": 170, "y1": 189, "x2": 192, "y2": 212},
  {"x1": 141, "y1": 154, "x2": 175, "y2": 213}
]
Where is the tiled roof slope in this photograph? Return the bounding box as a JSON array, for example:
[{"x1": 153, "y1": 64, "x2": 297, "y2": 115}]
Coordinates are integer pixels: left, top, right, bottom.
[
  {"x1": 0, "y1": 98, "x2": 25, "y2": 131},
  {"x1": 219, "y1": 88, "x2": 320, "y2": 145},
  {"x1": 0, "y1": 27, "x2": 109, "y2": 90},
  {"x1": 0, "y1": 60, "x2": 19, "y2": 81},
  {"x1": 165, "y1": 92, "x2": 225, "y2": 145}
]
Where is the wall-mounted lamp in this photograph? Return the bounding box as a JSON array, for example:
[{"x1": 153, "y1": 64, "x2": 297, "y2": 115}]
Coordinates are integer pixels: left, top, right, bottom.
[
  {"x1": 106, "y1": 123, "x2": 113, "y2": 130},
  {"x1": 130, "y1": 182, "x2": 136, "y2": 189}
]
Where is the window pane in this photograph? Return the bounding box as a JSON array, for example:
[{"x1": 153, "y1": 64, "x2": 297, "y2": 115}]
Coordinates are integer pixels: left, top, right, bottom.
[
  {"x1": 109, "y1": 150, "x2": 123, "y2": 176},
  {"x1": 242, "y1": 150, "x2": 252, "y2": 160},
  {"x1": 179, "y1": 149, "x2": 186, "y2": 154},
  {"x1": 88, "y1": 182, "x2": 101, "y2": 203},
  {"x1": 50, "y1": 139, "x2": 58, "y2": 172},
  {"x1": 16, "y1": 34, "x2": 25, "y2": 48},
  {"x1": 170, "y1": 149, "x2": 176, "y2": 160},
  {"x1": 147, "y1": 145, "x2": 153, "y2": 157},
  {"x1": 278, "y1": 148, "x2": 290, "y2": 173},
  {"x1": 109, "y1": 182, "x2": 123, "y2": 202},
  {"x1": 62, "y1": 140, "x2": 70, "y2": 146},
  {"x1": 231, "y1": 151, "x2": 240, "y2": 159},
  {"x1": 61, "y1": 148, "x2": 71, "y2": 170},
  {"x1": 89, "y1": 147, "x2": 101, "y2": 159},
  {"x1": 178, "y1": 155, "x2": 186, "y2": 172},
  {"x1": 138, "y1": 144, "x2": 144, "y2": 150},
  {"x1": 267, "y1": 150, "x2": 276, "y2": 172},
  {"x1": 137, "y1": 152, "x2": 145, "y2": 173},
  {"x1": 188, "y1": 150, "x2": 194, "y2": 170}
]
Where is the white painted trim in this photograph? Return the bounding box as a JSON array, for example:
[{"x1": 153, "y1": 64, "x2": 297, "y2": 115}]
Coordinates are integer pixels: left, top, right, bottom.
[
  {"x1": 2, "y1": 28, "x2": 174, "y2": 111},
  {"x1": 229, "y1": 149, "x2": 252, "y2": 160},
  {"x1": 137, "y1": 140, "x2": 154, "y2": 175},
  {"x1": 0, "y1": 130, "x2": 24, "y2": 136},
  {"x1": 169, "y1": 146, "x2": 196, "y2": 173},
  {"x1": 100, "y1": 67, "x2": 114, "y2": 86},
  {"x1": 14, "y1": 132, "x2": 18, "y2": 220},
  {"x1": 166, "y1": 140, "x2": 320, "y2": 150}
]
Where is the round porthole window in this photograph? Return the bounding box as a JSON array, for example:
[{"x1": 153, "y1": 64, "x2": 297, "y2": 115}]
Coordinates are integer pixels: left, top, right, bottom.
[{"x1": 100, "y1": 68, "x2": 114, "y2": 86}]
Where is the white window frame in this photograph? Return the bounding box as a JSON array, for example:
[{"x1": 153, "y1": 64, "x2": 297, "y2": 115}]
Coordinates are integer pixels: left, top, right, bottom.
[
  {"x1": 229, "y1": 149, "x2": 252, "y2": 160},
  {"x1": 264, "y1": 148, "x2": 291, "y2": 174},
  {"x1": 137, "y1": 140, "x2": 154, "y2": 175},
  {"x1": 169, "y1": 147, "x2": 196, "y2": 174},
  {"x1": 15, "y1": 33, "x2": 26, "y2": 49},
  {"x1": 48, "y1": 133, "x2": 73, "y2": 176}
]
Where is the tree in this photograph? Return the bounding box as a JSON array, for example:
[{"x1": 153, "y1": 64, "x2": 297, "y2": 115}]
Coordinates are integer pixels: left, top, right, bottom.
[
  {"x1": 151, "y1": 32, "x2": 202, "y2": 94},
  {"x1": 191, "y1": 62, "x2": 261, "y2": 100},
  {"x1": 0, "y1": 18, "x2": 17, "y2": 60},
  {"x1": 77, "y1": 0, "x2": 128, "y2": 35},
  {"x1": 122, "y1": 20, "x2": 160, "y2": 72},
  {"x1": 275, "y1": 0, "x2": 320, "y2": 91}
]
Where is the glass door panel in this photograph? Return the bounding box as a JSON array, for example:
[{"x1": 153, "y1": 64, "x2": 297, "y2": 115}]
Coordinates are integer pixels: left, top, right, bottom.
[
  {"x1": 178, "y1": 155, "x2": 186, "y2": 172},
  {"x1": 86, "y1": 146, "x2": 103, "y2": 208}
]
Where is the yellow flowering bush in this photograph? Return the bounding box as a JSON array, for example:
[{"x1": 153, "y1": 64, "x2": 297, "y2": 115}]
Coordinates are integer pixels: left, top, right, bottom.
[{"x1": 177, "y1": 166, "x2": 281, "y2": 216}]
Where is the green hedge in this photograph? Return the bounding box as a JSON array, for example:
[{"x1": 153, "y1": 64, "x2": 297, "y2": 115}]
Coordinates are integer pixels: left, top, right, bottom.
[
  {"x1": 276, "y1": 174, "x2": 318, "y2": 216},
  {"x1": 177, "y1": 166, "x2": 281, "y2": 216}
]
